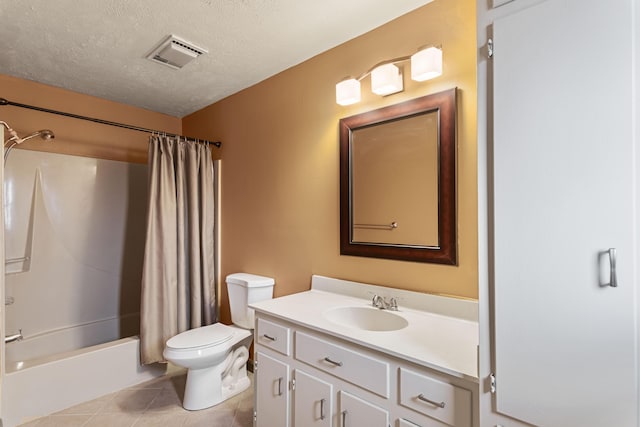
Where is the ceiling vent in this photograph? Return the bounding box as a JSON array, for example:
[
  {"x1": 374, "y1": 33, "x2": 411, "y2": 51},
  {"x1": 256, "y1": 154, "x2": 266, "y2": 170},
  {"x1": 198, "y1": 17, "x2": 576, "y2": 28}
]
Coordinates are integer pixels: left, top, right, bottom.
[{"x1": 146, "y1": 35, "x2": 208, "y2": 70}]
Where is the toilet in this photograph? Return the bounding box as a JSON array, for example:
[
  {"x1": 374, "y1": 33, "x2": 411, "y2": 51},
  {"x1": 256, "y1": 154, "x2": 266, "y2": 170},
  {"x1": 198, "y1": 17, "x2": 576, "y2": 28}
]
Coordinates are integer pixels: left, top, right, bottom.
[{"x1": 163, "y1": 273, "x2": 275, "y2": 411}]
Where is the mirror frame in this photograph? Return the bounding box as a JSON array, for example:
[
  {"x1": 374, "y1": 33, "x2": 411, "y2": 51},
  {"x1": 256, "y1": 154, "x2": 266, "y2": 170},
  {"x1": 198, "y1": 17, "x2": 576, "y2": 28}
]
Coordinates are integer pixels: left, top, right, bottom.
[{"x1": 339, "y1": 88, "x2": 457, "y2": 264}]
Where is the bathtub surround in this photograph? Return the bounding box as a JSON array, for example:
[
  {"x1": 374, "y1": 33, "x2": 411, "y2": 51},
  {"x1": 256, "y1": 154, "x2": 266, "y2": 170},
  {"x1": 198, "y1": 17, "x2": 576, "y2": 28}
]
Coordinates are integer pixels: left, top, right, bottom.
[
  {"x1": 4, "y1": 150, "x2": 147, "y2": 361},
  {"x1": 140, "y1": 136, "x2": 218, "y2": 364},
  {"x1": 2, "y1": 150, "x2": 159, "y2": 426}
]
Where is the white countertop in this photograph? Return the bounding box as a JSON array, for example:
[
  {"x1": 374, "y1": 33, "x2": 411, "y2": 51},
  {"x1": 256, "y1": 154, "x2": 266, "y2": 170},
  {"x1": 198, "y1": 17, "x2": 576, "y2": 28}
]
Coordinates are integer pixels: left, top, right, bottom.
[{"x1": 250, "y1": 276, "x2": 479, "y2": 382}]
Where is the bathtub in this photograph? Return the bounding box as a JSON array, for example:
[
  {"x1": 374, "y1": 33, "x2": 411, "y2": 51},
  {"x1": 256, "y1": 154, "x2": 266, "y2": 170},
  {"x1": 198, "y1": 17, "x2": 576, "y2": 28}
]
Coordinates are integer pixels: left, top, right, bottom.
[
  {"x1": 5, "y1": 313, "x2": 141, "y2": 370},
  {"x1": 2, "y1": 336, "x2": 166, "y2": 427}
]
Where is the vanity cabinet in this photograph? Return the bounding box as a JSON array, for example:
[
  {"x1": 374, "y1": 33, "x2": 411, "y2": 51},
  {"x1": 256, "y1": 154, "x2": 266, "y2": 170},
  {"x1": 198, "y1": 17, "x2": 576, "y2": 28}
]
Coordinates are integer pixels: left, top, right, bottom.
[
  {"x1": 295, "y1": 331, "x2": 390, "y2": 398},
  {"x1": 399, "y1": 368, "x2": 471, "y2": 427},
  {"x1": 254, "y1": 312, "x2": 476, "y2": 427},
  {"x1": 339, "y1": 390, "x2": 389, "y2": 426},
  {"x1": 255, "y1": 351, "x2": 290, "y2": 427},
  {"x1": 293, "y1": 369, "x2": 333, "y2": 427}
]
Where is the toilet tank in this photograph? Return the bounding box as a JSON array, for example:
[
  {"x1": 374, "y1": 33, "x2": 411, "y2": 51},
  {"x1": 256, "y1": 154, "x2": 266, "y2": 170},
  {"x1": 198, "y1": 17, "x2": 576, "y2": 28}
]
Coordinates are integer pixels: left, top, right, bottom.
[{"x1": 226, "y1": 273, "x2": 275, "y2": 329}]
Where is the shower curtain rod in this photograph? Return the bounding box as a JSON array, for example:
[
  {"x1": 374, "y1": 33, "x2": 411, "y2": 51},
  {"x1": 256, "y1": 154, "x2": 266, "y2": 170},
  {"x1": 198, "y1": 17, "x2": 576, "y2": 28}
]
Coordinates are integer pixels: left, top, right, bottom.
[{"x1": 0, "y1": 97, "x2": 222, "y2": 148}]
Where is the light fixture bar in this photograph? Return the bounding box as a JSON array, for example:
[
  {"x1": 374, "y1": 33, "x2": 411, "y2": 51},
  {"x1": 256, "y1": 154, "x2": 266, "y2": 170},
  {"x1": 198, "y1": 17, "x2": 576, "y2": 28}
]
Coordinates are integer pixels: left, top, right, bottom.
[
  {"x1": 335, "y1": 46, "x2": 442, "y2": 106},
  {"x1": 355, "y1": 55, "x2": 412, "y2": 82}
]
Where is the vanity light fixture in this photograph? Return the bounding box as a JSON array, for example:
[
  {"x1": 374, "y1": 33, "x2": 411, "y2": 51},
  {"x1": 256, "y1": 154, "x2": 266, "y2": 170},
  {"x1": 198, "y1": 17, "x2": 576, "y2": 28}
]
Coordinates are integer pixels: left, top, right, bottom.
[
  {"x1": 411, "y1": 46, "x2": 443, "y2": 82},
  {"x1": 335, "y1": 46, "x2": 442, "y2": 106},
  {"x1": 335, "y1": 78, "x2": 362, "y2": 106},
  {"x1": 371, "y1": 63, "x2": 403, "y2": 96}
]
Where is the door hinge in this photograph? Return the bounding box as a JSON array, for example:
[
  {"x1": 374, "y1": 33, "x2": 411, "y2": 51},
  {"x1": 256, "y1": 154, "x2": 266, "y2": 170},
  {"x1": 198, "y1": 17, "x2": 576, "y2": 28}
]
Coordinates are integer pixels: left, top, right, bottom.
[
  {"x1": 290, "y1": 378, "x2": 296, "y2": 391},
  {"x1": 253, "y1": 360, "x2": 258, "y2": 371},
  {"x1": 490, "y1": 372, "x2": 497, "y2": 393},
  {"x1": 487, "y1": 38, "x2": 494, "y2": 58},
  {"x1": 253, "y1": 409, "x2": 257, "y2": 422}
]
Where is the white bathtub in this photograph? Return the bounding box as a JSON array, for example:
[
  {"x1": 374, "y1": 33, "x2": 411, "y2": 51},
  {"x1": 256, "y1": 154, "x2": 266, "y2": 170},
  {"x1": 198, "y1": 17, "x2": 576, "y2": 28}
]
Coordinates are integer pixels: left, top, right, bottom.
[
  {"x1": 2, "y1": 336, "x2": 166, "y2": 427},
  {"x1": 5, "y1": 313, "x2": 141, "y2": 371}
]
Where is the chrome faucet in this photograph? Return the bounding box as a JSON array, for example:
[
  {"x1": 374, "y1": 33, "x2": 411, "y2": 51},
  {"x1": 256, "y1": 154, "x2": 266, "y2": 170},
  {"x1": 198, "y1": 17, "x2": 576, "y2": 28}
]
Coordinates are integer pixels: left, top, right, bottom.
[
  {"x1": 5, "y1": 329, "x2": 23, "y2": 344},
  {"x1": 371, "y1": 294, "x2": 398, "y2": 311}
]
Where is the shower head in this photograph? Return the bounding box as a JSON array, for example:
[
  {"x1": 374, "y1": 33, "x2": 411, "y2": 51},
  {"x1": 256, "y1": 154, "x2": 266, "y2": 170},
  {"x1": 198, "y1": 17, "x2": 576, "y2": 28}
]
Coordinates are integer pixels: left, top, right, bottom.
[
  {"x1": 4, "y1": 127, "x2": 56, "y2": 165},
  {"x1": 19, "y1": 129, "x2": 55, "y2": 144}
]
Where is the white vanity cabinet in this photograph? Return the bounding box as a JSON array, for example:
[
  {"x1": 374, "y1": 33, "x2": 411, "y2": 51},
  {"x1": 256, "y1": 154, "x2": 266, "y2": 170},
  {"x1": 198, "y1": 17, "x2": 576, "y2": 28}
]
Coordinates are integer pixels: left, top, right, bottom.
[
  {"x1": 293, "y1": 369, "x2": 333, "y2": 427},
  {"x1": 339, "y1": 390, "x2": 389, "y2": 426},
  {"x1": 254, "y1": 317, "x2": 293, "y2": 427},
  {"x1": 255, "y1": 351, "x2": 290, "y2": 427},
  {"x1": 253, "y1": 312, "x2": 477, "y2": 427}
]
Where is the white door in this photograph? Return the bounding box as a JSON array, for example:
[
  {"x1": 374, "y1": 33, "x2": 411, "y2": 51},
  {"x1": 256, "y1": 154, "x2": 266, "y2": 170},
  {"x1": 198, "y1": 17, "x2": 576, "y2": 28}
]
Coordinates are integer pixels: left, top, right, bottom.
[
  {"x1": 0, "y1": 124, "x2": 4, "y2": 422},
  {"x1": 338, "y1": 390, "x2": 388, "y2": 427},
  {"x1": 255, "y1": 351, "x2": 290, "y2": 427},
  {"x1": 492, "y1": 0, "x2": 637, "y2": 426},
  {"x1": 294, "y1": 369, "x2": 333, "y2": 427}
]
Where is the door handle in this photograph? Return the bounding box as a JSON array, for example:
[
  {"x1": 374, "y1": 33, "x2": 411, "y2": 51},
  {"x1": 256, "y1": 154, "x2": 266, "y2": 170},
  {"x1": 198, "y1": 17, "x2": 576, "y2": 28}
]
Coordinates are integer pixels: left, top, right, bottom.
[
  {"x1": 601, "y1": 248, "x2": 618, "y2": 288},
  {"x1": 608, "y1": 248, "x2": 617, "y2": 287}
]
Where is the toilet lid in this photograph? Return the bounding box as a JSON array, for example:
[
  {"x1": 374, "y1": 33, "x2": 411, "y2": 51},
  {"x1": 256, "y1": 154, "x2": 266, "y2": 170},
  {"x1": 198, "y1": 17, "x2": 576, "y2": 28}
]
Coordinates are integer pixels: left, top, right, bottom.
[{"x1": 166, "y1": 323, "x2": 234, "y2": 351}]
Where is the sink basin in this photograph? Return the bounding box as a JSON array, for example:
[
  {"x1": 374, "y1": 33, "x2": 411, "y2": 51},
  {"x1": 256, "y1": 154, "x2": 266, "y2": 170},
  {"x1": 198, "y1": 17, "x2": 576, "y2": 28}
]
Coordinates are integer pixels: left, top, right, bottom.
[{"x1": 323, "y1": 306, "x2": 409, "y2": 332}]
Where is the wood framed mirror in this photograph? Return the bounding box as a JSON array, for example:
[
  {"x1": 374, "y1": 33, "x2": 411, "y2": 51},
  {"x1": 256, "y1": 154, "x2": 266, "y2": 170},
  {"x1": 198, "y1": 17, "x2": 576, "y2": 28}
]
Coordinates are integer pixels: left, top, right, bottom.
[{"x1": 339, "y1": 88, "x2": 457, "y2": 264}]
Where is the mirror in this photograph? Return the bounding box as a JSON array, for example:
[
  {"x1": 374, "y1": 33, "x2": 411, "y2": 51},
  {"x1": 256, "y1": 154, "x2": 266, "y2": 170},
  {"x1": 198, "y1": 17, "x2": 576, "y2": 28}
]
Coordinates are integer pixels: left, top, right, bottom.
[{"x1": 339, "y1": 89, "x2": 457, "y2": 264}]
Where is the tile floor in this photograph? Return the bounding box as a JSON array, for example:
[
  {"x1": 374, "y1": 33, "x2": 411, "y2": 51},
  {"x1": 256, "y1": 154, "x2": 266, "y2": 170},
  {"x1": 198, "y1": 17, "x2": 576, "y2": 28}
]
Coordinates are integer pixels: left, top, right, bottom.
[{"x1": 18, "y1": 371, "x2": 254, "y2": 427}]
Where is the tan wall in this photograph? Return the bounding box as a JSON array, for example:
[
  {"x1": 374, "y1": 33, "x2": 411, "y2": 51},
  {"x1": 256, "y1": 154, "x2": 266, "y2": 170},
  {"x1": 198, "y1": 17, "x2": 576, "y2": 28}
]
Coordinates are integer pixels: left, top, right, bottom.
[
  {"x1": 0, "y1": 74, "x2": 181, "y2": 163},
  {"x1": 183, "y1": 0, "x2": 478, "y2": 322}
]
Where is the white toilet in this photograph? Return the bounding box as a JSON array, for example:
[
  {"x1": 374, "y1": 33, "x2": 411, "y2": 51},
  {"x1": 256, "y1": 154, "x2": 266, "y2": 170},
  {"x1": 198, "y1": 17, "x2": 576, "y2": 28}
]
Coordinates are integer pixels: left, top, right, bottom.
[{"x1": 163, "y1": 273, "x2": 275, "y2": 411}]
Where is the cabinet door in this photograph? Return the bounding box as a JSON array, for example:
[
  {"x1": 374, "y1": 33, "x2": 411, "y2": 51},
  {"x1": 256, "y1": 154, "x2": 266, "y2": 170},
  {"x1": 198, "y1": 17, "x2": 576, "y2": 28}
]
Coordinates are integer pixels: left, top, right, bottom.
[
  {"x1": 255, "y1": 351, "x2": 290, "y2": 427},
  {"x1": 338, "y1": 390, "x2": 388, "y2": 427},
  {"x1": 294, "y1": 369, "x2": 333, "y2": 427},
  {"x1": 492, "y1": 0, "x2": 637, "y2": 426}
]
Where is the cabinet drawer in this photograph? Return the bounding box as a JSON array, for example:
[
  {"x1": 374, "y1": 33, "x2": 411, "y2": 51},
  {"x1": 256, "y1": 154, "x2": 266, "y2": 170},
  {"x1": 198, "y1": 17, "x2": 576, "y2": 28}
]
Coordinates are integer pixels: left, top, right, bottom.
[
  {"x1": 295, "y1": 331, "x2": 389, "y2": 398},
  {"x1": 399, "y1": 368, "x2": 471, "y2": 427},
  {"x1": 256, "y1": 318, "x2": 291, "y2": 356}
]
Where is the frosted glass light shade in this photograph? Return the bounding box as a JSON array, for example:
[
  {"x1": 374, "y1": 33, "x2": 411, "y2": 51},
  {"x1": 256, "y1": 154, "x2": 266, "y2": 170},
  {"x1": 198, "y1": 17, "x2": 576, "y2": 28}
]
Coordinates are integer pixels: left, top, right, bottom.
[
  {"x1": 411, "y1": 47, "x2": 442, "y2": 81},
  {"x1": 336, "y1": 78, "x2": 361, "y2": 106},
  {"x1": 371, "y1": 63, "x2": 403, "y2": 96}
]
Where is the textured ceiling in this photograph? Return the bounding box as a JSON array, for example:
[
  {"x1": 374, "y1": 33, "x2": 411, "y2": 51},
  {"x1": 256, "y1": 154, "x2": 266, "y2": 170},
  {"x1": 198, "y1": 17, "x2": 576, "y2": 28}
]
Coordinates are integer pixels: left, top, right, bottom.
[{"x1": 0, "y1": 0, "x2": 433, "y2": 117}]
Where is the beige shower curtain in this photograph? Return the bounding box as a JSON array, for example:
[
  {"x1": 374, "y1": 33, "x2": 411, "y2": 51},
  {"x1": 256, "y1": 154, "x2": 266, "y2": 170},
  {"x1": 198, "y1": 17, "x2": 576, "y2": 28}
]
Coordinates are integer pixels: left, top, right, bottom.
[{"x1": 140, "y1": 135, "x2": 217, "y2": 364}]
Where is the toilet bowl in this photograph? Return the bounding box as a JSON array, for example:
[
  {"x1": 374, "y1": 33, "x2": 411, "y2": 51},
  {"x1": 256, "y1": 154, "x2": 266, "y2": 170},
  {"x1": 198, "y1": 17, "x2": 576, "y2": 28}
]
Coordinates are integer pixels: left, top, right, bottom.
[{"x1": 163, "y1": 273, "x2": 275, "y2": 411}]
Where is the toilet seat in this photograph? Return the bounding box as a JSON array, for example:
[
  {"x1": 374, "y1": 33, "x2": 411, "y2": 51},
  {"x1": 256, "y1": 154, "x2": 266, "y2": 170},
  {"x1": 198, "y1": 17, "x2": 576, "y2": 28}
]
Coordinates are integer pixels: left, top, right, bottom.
[{"x1": 166, "y1": 323, "x2": 234, "y2": 352}]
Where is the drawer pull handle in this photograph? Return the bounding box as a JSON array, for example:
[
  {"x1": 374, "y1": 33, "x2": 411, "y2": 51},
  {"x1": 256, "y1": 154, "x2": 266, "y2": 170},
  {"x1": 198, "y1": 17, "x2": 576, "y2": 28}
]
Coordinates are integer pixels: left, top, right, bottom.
[
  {"x1": 324, "y1": 356, "x2": 343, "y2": 367},
  {"x1": 417, "y1": 393, "x2": 446, "y2": 408},
  {"x1": 277, "y1": 377, "x2": 283, "y2": 396},
  {"x1": 320, "y1": 398, "x2": 326, "y2": 420},
  {"x1": 342, "y1": 410, "x2": 348, "y2": 426},
  {"x1": 263, "y1": 334, "x2": 277, "y2": 341}
]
